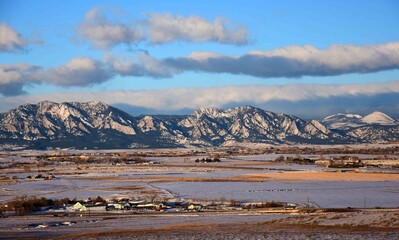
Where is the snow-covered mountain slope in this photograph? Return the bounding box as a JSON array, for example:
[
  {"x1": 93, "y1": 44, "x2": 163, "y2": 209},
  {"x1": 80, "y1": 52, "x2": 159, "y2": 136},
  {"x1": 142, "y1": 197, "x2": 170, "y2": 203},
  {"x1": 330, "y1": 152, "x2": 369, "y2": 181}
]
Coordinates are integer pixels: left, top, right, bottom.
[
  {"x1": 362, "y1": 111, "x2": 396, "y2": 125},
  {"x1": 322, "y1": 113, "x2": 364, "y2": 130},
  {"x1": 0, "y1": 101, "x2": 136, "y2": 140},
  {"x1": 347, "y1": 125, "x2": 399, "y2": 143},
  {"x1": 322, "y1": 112, "x2": 397, "y2": 130},
  {"x1": 179, "y1": 106, "x2": 340, "y2": 145},
  {"x1": 0, "y1": 101, "x2": 398, "y2": 150}
]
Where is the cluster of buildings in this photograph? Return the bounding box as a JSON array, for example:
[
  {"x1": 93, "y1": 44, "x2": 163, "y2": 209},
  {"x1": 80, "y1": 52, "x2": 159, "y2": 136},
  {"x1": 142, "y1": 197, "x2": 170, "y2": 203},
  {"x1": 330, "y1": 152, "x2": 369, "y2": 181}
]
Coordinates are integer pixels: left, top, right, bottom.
[
  {"x1": 53, "y1": 199, "x2": 216, "y2": 213},
  {"x1": 46, "y1": 198, "x2": 295, "y2": 214}
]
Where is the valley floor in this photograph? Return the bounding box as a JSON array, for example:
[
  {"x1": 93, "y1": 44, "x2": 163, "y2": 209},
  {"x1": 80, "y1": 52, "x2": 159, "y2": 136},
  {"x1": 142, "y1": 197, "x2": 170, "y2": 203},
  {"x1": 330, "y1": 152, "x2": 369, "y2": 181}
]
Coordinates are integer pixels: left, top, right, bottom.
[{"x1": 1, "y1": 146, "x2": 399, "y2": 239}]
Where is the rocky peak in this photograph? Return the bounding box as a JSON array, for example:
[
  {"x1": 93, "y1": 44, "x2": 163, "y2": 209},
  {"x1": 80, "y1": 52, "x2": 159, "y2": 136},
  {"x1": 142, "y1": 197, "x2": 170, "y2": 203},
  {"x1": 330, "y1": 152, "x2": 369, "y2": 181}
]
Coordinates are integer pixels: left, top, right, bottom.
[
  {"x1": 1, "y1": 102, "x2": 398, "y2": 149},
  {"x1": 137, "y1": 116, "x2": 156, "y2": 132},
  {"x1": 192, "y1": 107, "x2": 224, "y2": 119},
  {"x1": 37, "y1": 100, "x2": 56, "y2": 109}
]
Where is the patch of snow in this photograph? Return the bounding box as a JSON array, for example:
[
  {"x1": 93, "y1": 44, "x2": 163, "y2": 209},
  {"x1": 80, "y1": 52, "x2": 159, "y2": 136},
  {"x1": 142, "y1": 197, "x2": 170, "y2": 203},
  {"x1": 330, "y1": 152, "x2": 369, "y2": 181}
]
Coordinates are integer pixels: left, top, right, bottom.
[
  {"x1": 324, "y1": 113, "x2": 362, "y2": 120},
  {"x1": 108, "y1": 120, "x2": 136, "y2": 135},
  {"x1": 362, "y1": 111, "x2": 396, "y2": 125},
  {"x1": 138, "y1": 116, "x2": 156, "y2": 132}
]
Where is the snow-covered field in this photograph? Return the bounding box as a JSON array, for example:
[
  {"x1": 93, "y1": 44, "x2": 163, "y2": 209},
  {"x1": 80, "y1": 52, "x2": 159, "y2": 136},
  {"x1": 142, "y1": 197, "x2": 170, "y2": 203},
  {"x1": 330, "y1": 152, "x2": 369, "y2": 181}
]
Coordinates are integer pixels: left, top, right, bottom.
[
  {"x1": 1, "y1": 148, "x2": 399, "y2": 208},
  {"x1": 1, "y1": 148, "x2": 399, "y2": 239},
  {"x1": 0, "y1": 178, "x2": 167, "y2": 202},
  {"x1": 154, "y1": 181, "x2": 399, "y2": 208}
]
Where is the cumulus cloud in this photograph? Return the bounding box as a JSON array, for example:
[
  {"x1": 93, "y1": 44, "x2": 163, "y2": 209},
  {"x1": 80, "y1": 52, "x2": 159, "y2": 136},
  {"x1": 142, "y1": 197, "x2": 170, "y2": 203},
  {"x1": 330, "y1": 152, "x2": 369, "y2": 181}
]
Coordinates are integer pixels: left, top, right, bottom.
[
  {"x1": 1, "y1": 80, "x2": 399, "y2": 119},
  {"x1": 2, "y1": 41, "x2": 399, "y2": 97},
  {"x1": 76, "y1": 8, "x2": 248, "y2": 48},
  {"x1": 98, "y1": 42, "x2": 399, "y2": 79},
  {"x1": 103, "y1": 52, "x2": 179, "y2": 78},
  {"x1": 43, "y1": 57, "x2": 113, "y2": 86},
  {"x1": 146, "y1": 13, "x2": 248, "y2": 45},
  {"x1": 0, "y1": 23, "x2": 29, "y2": 53},
  {"x1": 0, "y1": 63, "x2": 41, "y2": 95},
  {"x1": 71, "y1": 42, "x2": 399, "y2": 79},
  {"x1": 77, "y1": 7, "x2": 145, "y2": 49},
  {"x1": 163, "y1": 42, "x2": 399, "y2": 78},
  {"x1": 0, "y1": 57, "x2": 113, "y2": 96}
]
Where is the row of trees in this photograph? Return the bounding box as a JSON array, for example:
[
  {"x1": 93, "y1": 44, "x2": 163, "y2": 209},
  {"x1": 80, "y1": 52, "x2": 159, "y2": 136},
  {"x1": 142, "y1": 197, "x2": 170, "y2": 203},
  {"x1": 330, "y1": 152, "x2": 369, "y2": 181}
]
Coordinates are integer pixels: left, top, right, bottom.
[{"x1": 274, "y1": 155, "x2": 315, "y2": 164}]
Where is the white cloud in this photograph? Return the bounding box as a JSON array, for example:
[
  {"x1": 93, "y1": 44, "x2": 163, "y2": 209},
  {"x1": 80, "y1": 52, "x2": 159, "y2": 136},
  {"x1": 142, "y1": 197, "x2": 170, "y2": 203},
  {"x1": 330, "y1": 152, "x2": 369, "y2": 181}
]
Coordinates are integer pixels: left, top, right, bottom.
[
  {"x1": 0, "y1": 63, "x2": 40, "y2": 95},
  {"x1": 0, "y1": 23, "x2": 29, "y2": 53},
  {"x1": 43, "y1": 57, "x2": 113, "y2": 86},
  {"x1": 95, "y1": 42, "x2": 399, "y2": 79},
  {"x1": 0, "y1": 57, "x2": 113, "y2": 96},
  {"x1": 146, "y1": 13, "x2": 248, "y2": 45},
  {"x1": 0, "y1": 65, "x2": 25, "y2": 85},
  {"x1": 77, "y1": 7, "x2": 145, "y2": 49},
  {"x1": 188, "y1": 51, "x2": 224, "y2": 60},
  {"x1": 2, "y1": 41, "x2": 399, "y2": 97},
  {"x1": 163, "y1": 42, "x2": 399, "y2": 78},
  {"x1": 1, "y1": 81, "x2": 398, "y2": 118},
  {"x1": 76, "y1": 8, "x2": 248, "y2": 49},
  {"x1": 104, "y1": 52, "x2": 180, "y2": 78}
]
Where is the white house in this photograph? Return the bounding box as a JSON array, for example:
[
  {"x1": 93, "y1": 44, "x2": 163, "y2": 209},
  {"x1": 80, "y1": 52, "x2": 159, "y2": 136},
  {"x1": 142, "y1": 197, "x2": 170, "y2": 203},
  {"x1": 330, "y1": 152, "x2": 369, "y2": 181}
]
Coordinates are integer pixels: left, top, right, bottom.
[{"x1": 69, "y1": 202, "x2": 87, "y2": 211}]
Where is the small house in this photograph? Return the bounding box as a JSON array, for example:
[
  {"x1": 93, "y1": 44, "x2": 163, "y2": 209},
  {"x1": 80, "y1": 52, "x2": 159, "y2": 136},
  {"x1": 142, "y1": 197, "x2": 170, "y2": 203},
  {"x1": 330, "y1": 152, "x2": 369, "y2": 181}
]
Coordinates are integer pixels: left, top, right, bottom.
[
  {"x1": 86, "y1": 205, "x2": 106, "y2": 211},
  {"x1": 187, "y1": 204, "x2": 202, "y2": 211},
  {"x1": 106, "y1": 203, "x2": 123, "y2": 210},
  {"x1": 70, "y1": 202, "x2": 87, "y2": 211}
]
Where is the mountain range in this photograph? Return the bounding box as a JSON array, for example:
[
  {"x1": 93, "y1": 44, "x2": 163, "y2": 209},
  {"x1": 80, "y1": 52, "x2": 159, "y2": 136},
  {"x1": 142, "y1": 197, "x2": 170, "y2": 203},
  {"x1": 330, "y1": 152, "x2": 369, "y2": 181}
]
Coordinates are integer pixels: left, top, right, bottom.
[{"x1": 0, "y1": 101, "x2": 398, "y2": 150}]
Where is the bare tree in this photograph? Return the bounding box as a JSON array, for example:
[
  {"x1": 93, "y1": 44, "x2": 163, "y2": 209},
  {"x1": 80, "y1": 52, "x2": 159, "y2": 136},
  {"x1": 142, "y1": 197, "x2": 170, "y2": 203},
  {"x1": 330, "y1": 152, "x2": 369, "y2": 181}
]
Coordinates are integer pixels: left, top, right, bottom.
[{"x1": 147, "y1": 193, "x2": 159, "y2": 203}]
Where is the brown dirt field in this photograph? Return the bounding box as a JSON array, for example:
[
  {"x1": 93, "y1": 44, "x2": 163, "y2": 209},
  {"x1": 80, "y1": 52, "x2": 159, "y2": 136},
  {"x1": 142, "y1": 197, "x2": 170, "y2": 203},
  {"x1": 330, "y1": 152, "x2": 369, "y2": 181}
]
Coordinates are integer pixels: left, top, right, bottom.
[
  {"x1": 139, "y1": 189, "x2": 163, "y2": 194},
  {"x1": 55, "y1": 221, "x2": 399, "y2": 240},
  {"x1": 69, "y1": 176, "x2": 270, "y2": 182},
  {"x1": 0, "y1": 179, "x2": 17, "y2": 184},
  {"x1": 101, "y1": 185, "x2": 145, "y2": 191},
  {"x1": 69, "y1": 171, "x2": 399, "y2": 183},
  {"x1": 144, "y1": 176, "x2": 270, "y2": 182},
  {"x1": 246, "y1": 171, "x2": 399, "y2": 182}
]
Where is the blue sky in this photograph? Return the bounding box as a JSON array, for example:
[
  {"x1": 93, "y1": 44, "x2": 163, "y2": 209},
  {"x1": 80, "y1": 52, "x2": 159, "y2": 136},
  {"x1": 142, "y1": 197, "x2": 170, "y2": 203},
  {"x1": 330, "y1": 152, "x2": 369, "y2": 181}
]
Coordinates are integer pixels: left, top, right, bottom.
[{"x1": 1, "y1": 0, "x2": 399, "y2": 118}]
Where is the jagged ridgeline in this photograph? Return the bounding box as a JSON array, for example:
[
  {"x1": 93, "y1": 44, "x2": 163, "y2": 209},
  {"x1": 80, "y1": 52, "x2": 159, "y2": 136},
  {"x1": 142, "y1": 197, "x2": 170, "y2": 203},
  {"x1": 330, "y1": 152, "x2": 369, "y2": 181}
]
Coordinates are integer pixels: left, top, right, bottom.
[{"x1": 0, "y1": 101, "x2": 398, "y2": 150}]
